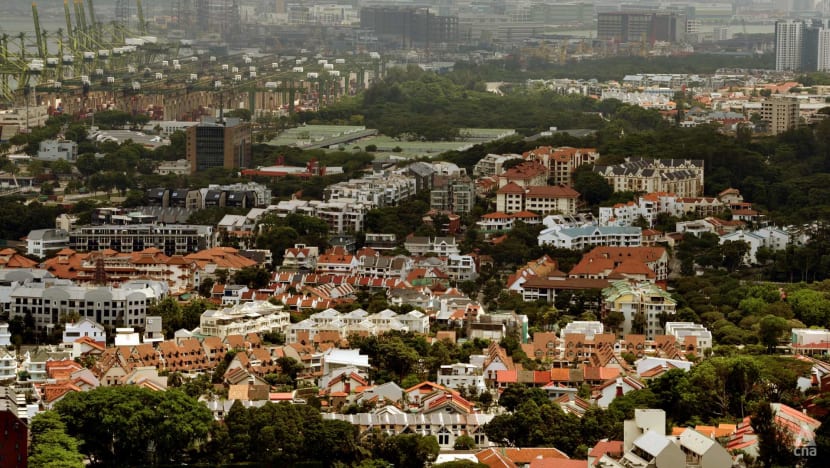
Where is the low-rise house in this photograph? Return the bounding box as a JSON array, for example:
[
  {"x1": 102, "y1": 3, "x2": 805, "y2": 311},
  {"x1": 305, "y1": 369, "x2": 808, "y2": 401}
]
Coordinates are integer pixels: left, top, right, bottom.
[
  {"x1": 538, "y1": 226, "x2": 642, "y2": 250},
  {"x1": 62, "y1": 318, "x2": 106, "y2": 346},
  {"x1": 437, "y1": 363, "x2": 487, "y2": 393},
  {"x1": 282, "y1": 244, "x2": 320, "y2": 270},
  {"x1": 720, "y1": 227, "x2": 791, "y2": 264}
]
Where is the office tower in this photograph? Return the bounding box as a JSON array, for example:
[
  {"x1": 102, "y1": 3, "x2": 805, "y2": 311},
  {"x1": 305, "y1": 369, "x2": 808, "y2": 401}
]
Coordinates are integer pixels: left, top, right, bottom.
[{"x1": 186, "y1": 117, "x2": 251, "y2": 173}]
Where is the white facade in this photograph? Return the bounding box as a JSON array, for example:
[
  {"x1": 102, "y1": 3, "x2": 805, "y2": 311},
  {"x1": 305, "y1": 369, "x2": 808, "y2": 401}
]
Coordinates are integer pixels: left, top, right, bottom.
[
  {"x1": 538, "y1": 226, "x2": 642, "y2": 250},
  {"x1": 473, "y1": 153, "x2": 523, "y2": 177},
  {"x1": 37, "y1": 140, "x2": 78, "y2": 161},
  {"x1": 0, "y1": 323, "x2": 10, "y2": 347},
  {"x1": 199, "y1": 301, "x2": 290, "y2": 339},
  {"x1": 437, "y1": 363, "x2": 487, "y2": 393},
  {"x1": 26, "y1": 228, "x2": 70, "y2": 257},
  {"x1": 446, "y1": 255, "x2": 477, "y2": 281},
  {"x1": 155, "y1": 159, "x2": 192, "y2": 175},
  {"x1": 325, "y1": 172, "x2": 417, "y2": 209},
  {"x1": 561, "y1": 321, "x2": 604, "y2": 339},
  {"x1": 62, "y1": 318, "x2": 106, "y2": 344},
  {"x1": 664, "y1": 322, "x2": 712, "y2": 351},
  {"x1": 720, "y1": 227, "x2": 790, "y2": 264},
  {"x1": 776, "y1": 20, "x2": 803, "y2": 71},
  {"x1": 0, "y1": 105, "x2": 49, "y2": 131},
  {"x1": 0, "y1": 348, "x2": 16, "y2": 381}
]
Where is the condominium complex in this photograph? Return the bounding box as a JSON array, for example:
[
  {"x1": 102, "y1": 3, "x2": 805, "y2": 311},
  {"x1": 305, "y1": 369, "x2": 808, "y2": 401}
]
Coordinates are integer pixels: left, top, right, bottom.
[
  {"x1": 496, "y1": 184, "x2": 580, "y2": 215},
  {"x1": 597, "y1": 11, "x2": 687, "y2": 44},
  {"x1": 775, "y1": 19, "x2": 830, "y2": 72},
  {"x1": 593, "y1": 158, "x2": 704, "y2": 197},
  {"x1": 199, "y1": 302, "x2": 291, "y2": 339},
  {"x1": 0, "y1": 278, "x2": 168, "y2": 332},
  {"x1": 68, "y1": 224, "x2": 215, "y2": 255},
  {"x1": 538, "y1": 226, "x2": 642, "y2": 250},
  {"x1": 602, "y1": 280, "x2": 677, "y2": 339},
  {"x1": 325, "y1": 172, "x2": 417, "y2": 209}
]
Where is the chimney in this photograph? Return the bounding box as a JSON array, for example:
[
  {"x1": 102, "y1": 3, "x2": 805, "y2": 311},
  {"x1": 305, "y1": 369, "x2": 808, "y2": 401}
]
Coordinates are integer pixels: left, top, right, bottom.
[{"x1": 615, "y1": 377, "x2": 624, "y2": 397}]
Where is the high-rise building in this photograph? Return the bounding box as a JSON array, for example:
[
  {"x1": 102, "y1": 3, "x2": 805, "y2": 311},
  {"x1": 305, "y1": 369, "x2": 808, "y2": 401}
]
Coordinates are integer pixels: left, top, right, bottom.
[
  {"x1": 186, "y1": 117, "x2": 251, "y2": 173},
  {"x1": 597, "y1": 11, "x2": 686, "y2": 43},
  {"x1": 761, "y1": 96, "x2": 800, "y2": 135},
  {"x1": 776, "y1": 19, "x2": 830, "y2": 72}
]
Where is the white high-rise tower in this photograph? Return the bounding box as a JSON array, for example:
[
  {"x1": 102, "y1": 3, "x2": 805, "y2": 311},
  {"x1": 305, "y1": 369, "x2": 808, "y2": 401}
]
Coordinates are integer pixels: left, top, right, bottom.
[{"x1": 776, "y1": 20, "x2": 803, "y2": 71}]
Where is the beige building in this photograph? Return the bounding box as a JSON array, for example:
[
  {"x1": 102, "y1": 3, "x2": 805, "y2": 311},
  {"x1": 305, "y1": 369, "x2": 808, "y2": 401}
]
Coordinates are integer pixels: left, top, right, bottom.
[{"x1": 761, "y1": 96, "x2": 800, "y2": 135}]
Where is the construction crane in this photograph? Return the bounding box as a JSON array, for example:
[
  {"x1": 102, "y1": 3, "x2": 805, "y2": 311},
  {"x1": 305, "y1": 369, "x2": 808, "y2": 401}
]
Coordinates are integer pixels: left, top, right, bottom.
[
  {"x1": 87, "y1": 0, "x2": 100, "y2": 44},
  {"x1": 64, "y1": 0, "x2": 75, "y2": 51},
  {"x1": 136, "y1": 0, "x2": 147, "y2": 35},
  {"x1": 32, "y1": 3, "x2": 47, "y2": 60}
]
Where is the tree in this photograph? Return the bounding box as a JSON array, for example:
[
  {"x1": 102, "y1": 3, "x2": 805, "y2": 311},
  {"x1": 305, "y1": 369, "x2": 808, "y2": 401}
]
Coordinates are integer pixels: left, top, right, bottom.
[
  {"x1": 28, "y1": 411, "x2": 85, "y2": 468},
  {"x1": 753, "y1": 401, "x2": 795, "y2": 468},
  {"x1": 573, "y1": 168, "x2": 613, "y2": 206},
  {"x1": 55, "y1": 386, "x2": 213, "y2": 466},
  {"x1": 231, "y1": 266, "x2": 271, "y2": 288},
  {"x1": 758, "y1": 315, "x2": 788, "y2": 353},
  {"x1": 454, "y1": 434, "x2": 476, "y2": 450},
  {"x1": 75, "y1": 153, "x2": 100, "y2": 177}
]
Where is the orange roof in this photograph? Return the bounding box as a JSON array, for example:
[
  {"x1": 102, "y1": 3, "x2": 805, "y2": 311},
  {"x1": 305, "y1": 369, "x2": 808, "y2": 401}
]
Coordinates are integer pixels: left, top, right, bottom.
[
  {"x1": 525, "y1": 185, "x2": 580, "y2": 199},
  {"x1": 497, "y1": 182, "x2": 527, "y2": 195}
]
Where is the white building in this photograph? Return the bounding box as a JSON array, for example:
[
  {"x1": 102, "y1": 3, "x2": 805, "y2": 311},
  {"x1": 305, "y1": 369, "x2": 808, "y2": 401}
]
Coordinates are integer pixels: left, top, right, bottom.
[
  {"x1": 26, "y1": 229, "x2": 70, "y2": 257},
  {"x1": 776, "y1": 20, "x2": 803, "y2": 71},
  {"x1": 561, "y1": 321, "x2": 604, "y2": 339},
  {"x1": 199, "y1": 301, "x2": 290, "y2": 339},
  {"x1": 37, "y1": 140, "x2": 78, "y2": 161},
  {"x1": 155, "y1": 159, "x2": 192, "y2": 175},
  {"x1": 664, "y1": 322, "x2": 713, "y2": 352},
  {"x1": 437, "y1": 363, "x2": 487, "y2": 393},
  {"x1": 404, "y1": 236, "x2": 460, "y2": 256},
  {"x1": 62, "y1": 318, "x2": 106, "y2": 345},
  {"x1": 538, "y1": 226, "x2": 642, "y2": 250},
  {"x1": 446, "y1": 255, "x2": 477, "y2": 281},
  {"x1": 720, "y1": 227, "x2": 790, "y2": 264},
  {"x1": 0, "y1": 348, "x2": 16, "y2": 381},
  {"x1": 325, "y1": 172, "x2": 417, "y2": 209},
  {"x1": 0, "y1": 323, "x2": 11, "y2": 347},
  {"x1": 473, "y1": 153, "x2": 523, "y2": 177},
  {"x1": 3, "y1": 279, "x2": 168, "y2": 332}
]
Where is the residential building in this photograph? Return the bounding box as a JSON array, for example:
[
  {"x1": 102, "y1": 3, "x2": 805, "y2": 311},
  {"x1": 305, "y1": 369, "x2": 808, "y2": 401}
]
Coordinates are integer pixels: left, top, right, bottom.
[
  {"x1": 603, "y1": 280, "x2": 677, "y2": 339},
  {"x1": 67, "y1": 224, "x2": 215, "y2": 255},
  {"x1": 446, "y1": 255, "x2": 477, "y2": 281},
  {"x1": 538, "y1": 226, "x2": 642, "y2": 250},
  {"x1": 62, "y1": 318, "x2": 106, "y2": 345},
  {"x1": 776, "y1": 19, "x2": 804, "y2": 71},
  {"x1": 569, "y1": 246, "x2": 669, "y2": 282},
  {"x1": 299, "y1": 199, "x2": 368, "y2": 234},
  {"x1": 186, "y1": 117, "x2": 251, "y2": 173},
  {"x1": 473, "y1": 153, "x2": 523, "y2": 177},
  {"x1": 0, "y1": 348, "x2": 15, "y2": 381},
  {"x1": 0, "y1": 410, "x2": 27, "y2": 468},
  {"x1": 0, "y1": 323, "x2": 10, "y2": 347},
  {"x1": 364, "y1": 233, "x2": 397, "y2": 251},
  {"x1": 26, "y1": 229, "x2": 70, "y2": 257},
  {"x1": 761, "y1": 96, "x2": 801, "y2": 135},
  {"x1": 199, "y1": 302, "x2": 290, "y2": 339},
  {"x1": 42, "y1": 248, "x2": 199, "y2": 294},
  {"x1": 4, "y1": 280, "x2": 168, "y2": 331},
  {"x1": 431, "y1": 177, "x2": 475, "y2": 214},
  {"x1": 404, "y1": 236, "x2": 460, "y2": 256},
  {"x1": 496, "y1": 183, "x2": 580, "y2": 215},
  {"x1": 437, "y1": 363, "x2": 487, "y2": 393},
  {"x1": 594, "y1": 158, "x2": 704, "y2": 197},
  {"x1": 37, "y1": 140, "x2": 78, "y2": 161},
  {"x1": 664, "y1": 322, "x2": 712, "y2": 352},
  {"x1": 325, "y1": 172, "x2": 417, "y2": 209},
  {"x1": 282, "y1": 244, "x2": 320, "y2": 270},
  {"x1": 523, "y1": 146, "x2": 600, "y2": 185},
  {"x1": 155, "y1": 159, "x2": 191, "y2": 175},
  {"x1": 720, "y1": 227, "x2": 791, "y2": 264},
  {"x1": 498, "y1": 162, "x2": 547, "y2": 189}
]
